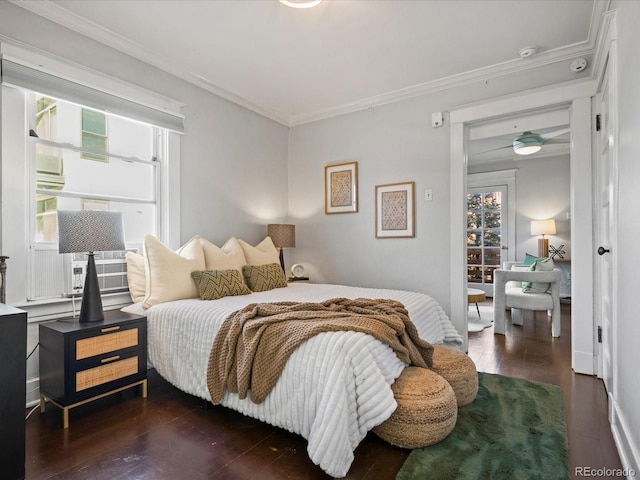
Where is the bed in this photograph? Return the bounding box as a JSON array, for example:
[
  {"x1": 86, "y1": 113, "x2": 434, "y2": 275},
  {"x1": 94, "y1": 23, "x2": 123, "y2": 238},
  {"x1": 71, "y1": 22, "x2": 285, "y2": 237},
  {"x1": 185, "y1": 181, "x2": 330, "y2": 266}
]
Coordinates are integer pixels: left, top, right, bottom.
[{"x1": 122, "y1": 281, "x2": 462, "y2": 478}]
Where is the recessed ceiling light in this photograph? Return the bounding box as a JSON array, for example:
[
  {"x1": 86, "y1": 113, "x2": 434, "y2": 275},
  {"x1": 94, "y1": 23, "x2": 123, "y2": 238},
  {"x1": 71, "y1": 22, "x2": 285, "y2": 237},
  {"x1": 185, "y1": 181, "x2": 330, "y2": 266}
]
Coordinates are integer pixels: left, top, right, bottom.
[{"x1": 279, "y1": 0, "x2": 323, "y2": 8}]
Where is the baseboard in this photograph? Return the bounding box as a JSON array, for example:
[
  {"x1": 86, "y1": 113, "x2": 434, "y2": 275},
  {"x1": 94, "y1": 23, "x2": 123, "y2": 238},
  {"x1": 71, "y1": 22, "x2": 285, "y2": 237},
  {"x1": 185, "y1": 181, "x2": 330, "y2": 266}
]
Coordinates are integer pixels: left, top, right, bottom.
[
  {"x1": 26, "y1": 378, "x2": 40, "y2": 408},
  {"x1": 572, "y1": 350, "x2": 594, "y2": 375},
  {"x1": 610, "y1": 396, "x2": 640, "y2": 478}
]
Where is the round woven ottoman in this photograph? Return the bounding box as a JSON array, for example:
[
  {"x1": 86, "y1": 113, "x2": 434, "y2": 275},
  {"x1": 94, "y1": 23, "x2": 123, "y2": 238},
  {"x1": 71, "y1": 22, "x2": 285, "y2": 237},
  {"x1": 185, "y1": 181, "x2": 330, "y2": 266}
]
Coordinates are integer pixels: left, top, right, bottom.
[
  {"x1": 373, "y1": 367, "x2": 457, "y2": 449},
  {"x1": 431, "y1": 344, "x2": 478, "y2": 406}
]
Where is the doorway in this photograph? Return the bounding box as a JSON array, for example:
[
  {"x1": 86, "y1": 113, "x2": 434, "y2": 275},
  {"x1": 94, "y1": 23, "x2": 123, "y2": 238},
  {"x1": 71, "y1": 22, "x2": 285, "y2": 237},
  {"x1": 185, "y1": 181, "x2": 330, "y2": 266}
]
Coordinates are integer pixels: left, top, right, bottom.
[{"x1": 448, "y1": 82, "x2": 594, "y2": 366}]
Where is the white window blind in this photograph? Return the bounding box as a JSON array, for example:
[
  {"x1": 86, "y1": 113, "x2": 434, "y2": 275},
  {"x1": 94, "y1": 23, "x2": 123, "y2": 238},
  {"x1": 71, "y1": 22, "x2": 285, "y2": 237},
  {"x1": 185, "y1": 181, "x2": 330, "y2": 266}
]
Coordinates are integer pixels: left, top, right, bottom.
[{"x1": 1, "y1": 59, "x2": 184, "y2": 133}]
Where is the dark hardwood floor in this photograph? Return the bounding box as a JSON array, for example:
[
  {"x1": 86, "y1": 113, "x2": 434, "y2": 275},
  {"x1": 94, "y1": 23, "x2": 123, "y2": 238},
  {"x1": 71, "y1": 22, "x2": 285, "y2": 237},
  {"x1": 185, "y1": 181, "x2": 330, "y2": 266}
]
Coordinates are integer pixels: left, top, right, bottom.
[{"x1": 25, "y1": 302, "x2": 622, "y2": 479}]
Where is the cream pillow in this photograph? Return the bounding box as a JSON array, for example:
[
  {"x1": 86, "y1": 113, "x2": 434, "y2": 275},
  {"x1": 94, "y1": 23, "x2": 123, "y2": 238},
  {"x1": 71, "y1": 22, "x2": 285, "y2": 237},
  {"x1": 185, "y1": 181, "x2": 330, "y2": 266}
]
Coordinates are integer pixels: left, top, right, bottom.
[
  {"x1": 143, "y1": 234, "x2": 205, "y2": 308},
  {"x1": 200, "y1": 237, "x2": 247, "y2": 272},
  {"x1": 238, "y1": 237, "x2": 280, "y2": 266},
  {"x1": 523, "y1": 258, "x2": 555, "y2": 293},
  {"x1": 125, "y1": 251, "x2": 146, "y2": 303}
]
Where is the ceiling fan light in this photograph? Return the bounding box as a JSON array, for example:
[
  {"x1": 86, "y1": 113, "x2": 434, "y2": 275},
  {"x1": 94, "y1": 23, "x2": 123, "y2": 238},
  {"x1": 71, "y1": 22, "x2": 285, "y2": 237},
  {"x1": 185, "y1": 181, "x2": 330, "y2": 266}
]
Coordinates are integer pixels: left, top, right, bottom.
[
  {"x1": 513, "y1": 135, "x2": 542, "y2": 155},
  {"x1": 279, "y1": 0, "x2": 323, "y2": 8}
]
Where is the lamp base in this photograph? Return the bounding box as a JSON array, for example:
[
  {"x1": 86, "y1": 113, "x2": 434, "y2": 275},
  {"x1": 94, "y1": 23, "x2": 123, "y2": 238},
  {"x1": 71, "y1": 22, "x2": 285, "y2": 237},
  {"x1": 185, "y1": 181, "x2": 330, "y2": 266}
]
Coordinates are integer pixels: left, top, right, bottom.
[
  {"x1": 537, "y1": 238, "x2": 549, "y2": 258},
  {"x1": 79, "y1": 253, "x2": 104, "y2": 322},
  {"x1": 279, "y1": 248, "x2": 285, "y2": 273}
]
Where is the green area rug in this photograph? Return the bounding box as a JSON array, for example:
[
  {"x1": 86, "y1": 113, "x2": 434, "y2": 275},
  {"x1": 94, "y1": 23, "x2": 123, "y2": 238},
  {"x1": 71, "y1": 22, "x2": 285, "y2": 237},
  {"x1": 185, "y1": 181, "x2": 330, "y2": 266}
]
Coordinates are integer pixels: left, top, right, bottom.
[{"x1": 396, "y1": 372, "x2": 569, "y2": 480}]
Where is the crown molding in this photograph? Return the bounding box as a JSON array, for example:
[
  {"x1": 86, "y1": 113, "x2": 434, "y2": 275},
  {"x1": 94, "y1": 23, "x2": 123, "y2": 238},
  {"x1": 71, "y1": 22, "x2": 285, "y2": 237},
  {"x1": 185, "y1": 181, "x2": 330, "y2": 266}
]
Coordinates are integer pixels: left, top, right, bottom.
[
  {"x1": 11, "y1": 0, "x2": 610, "y2": 128},
  {"x1": 289, "y1": 47, "x2": 596, "y2": 126}
]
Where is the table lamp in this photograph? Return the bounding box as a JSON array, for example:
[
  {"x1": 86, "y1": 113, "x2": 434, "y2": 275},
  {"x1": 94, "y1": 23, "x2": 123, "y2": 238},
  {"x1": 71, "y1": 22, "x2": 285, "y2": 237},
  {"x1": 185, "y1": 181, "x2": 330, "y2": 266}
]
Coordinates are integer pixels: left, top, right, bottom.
[
  {"x1": 58, "y1": 210, "x2": 125, "y2": 322},
  {"x1": 267, "y1": 224, "x2": 295, "y2": 272},
  {"x1": 530, "y1": 219, "x2": 556, "y2": 258}
]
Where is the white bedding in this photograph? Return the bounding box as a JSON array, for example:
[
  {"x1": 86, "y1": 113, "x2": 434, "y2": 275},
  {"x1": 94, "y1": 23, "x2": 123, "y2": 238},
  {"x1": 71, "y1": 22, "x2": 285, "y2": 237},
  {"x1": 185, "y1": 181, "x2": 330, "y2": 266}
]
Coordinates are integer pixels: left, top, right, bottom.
[{"x1": 122, "y1": 283, "x2": 462, "y2": 478}]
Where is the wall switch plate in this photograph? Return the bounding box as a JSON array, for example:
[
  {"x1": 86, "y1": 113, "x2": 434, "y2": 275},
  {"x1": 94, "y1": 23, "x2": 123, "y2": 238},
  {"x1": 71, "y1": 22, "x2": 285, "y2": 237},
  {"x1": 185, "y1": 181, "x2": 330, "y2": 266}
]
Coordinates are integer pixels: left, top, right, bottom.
[
  {"x1": 424, "y1": 189, "x2": 433, "y2": 201},
  {"x1": 431, "y1": 112, "x2": 443, "y2": 128}
]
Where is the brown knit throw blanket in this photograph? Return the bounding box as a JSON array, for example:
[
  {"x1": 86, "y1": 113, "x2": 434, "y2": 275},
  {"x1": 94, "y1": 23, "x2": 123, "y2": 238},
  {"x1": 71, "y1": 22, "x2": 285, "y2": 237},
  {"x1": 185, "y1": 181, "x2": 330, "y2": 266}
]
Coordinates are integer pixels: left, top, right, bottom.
[{"x1": 207, "y1": 297, "x2": 434, "y2": 404}]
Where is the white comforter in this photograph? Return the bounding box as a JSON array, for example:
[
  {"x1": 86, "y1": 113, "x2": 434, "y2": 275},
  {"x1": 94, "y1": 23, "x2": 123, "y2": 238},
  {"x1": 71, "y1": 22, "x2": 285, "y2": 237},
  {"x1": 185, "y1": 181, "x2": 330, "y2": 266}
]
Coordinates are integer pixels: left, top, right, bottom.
[{"x1": 122, "y1": 283, "x2": 462, "y2": 478}]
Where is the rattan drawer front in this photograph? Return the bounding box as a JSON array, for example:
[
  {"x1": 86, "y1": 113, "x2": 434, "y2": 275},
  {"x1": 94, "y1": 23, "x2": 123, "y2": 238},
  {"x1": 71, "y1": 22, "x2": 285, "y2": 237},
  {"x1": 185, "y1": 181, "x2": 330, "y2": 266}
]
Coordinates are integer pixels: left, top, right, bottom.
[
  {"x1": 76, "y1": 328, "x2": 138, "y2": 360},
  {"x1": 76, "y1": 356, "x2": 139, "y2": 392}
]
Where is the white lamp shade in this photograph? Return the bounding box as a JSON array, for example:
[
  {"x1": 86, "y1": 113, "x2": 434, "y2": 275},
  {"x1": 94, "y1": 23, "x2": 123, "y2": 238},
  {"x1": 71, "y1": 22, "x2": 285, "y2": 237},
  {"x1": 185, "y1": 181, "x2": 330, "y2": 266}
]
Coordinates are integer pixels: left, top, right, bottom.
[
  {"x1": 58, "y1": 210, "x2": 125, "y2": 253},
  {"x1": 530, "y1": 219, "x2": 557, "y2": 236}
]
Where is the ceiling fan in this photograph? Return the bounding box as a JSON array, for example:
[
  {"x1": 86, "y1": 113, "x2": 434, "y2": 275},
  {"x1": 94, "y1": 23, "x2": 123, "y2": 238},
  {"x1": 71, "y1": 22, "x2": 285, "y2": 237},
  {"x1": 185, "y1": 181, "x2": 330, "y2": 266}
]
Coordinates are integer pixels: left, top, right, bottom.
[{"x1": 478, "y1": 128, "x2": 570, "y2": 156}]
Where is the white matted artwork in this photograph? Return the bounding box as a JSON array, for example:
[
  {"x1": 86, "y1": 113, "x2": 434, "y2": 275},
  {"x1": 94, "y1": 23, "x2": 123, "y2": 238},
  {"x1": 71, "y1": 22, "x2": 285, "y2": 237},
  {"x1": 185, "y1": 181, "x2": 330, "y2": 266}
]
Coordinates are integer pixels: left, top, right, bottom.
[
  {"x1": 325, "y1": 161, "x2": 358, "y2": 214},
  {"x1": 375, "y1": 181, "x2": 415, "y2": 238}
]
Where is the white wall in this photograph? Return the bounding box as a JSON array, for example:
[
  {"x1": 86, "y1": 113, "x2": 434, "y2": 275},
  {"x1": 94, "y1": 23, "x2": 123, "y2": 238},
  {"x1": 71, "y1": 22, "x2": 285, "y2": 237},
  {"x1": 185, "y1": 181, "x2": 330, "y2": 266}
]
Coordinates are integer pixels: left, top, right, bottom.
[
  {"x1": 288, "y1": 79, "x2": 581, "y2": 314},
  {"x1": 610, "y1": 0, "x2": 640, "y2": 473}
]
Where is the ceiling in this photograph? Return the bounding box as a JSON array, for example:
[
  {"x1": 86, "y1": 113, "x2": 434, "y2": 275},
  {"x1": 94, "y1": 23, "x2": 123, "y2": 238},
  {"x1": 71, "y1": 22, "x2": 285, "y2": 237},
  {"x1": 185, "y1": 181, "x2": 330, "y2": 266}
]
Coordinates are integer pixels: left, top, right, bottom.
[{"x1": 13, "y1": 0, "x2": 606, "y2": 126}]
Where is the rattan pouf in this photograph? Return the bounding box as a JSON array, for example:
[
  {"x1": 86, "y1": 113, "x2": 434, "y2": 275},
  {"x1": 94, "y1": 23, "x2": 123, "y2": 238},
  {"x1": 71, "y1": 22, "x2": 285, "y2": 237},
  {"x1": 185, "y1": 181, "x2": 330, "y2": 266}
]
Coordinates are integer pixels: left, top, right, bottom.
[
  {"x1": 373, "y1": 367, "x2": 457, "y2": 449},
  {"x1": 431, "y1": 344, "x2": 479, "y2": 406}
]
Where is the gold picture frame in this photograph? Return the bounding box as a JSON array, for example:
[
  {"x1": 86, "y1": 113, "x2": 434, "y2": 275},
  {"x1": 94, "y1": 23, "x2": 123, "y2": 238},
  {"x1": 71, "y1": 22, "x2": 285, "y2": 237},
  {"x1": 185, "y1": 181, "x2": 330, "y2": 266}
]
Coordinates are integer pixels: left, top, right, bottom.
[
  {"x1": 375, "y1": 181, "x2": 415, "y2": 238},
  {"x1": 324, "y1": 161, "x2": 358, "y2": 214}
]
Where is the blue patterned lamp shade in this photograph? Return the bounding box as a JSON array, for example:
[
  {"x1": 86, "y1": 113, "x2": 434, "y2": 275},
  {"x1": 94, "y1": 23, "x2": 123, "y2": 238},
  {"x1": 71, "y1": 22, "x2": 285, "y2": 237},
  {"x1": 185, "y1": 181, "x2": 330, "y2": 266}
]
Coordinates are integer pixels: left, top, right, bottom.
[
  {"x1": 57, "y1": 210, "x2": 125, "y2": 322},
  {"x1": 58, "y1": 210, "x2": 125, "y2": 254}
]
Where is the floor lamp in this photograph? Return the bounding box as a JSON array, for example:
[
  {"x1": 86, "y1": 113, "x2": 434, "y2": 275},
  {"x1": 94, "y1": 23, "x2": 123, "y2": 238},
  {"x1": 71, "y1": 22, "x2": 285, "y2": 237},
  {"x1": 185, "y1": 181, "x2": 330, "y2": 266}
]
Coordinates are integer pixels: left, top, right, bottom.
[
  {"x1": 530, "y1": 219, "x2": 556, "y2": 258},
  {"x1": 267, "y1": 224, "x2": 296, "y2": 272},
  {"x1": 58, "y1": 210, "x2": 125, "y2": 322}
]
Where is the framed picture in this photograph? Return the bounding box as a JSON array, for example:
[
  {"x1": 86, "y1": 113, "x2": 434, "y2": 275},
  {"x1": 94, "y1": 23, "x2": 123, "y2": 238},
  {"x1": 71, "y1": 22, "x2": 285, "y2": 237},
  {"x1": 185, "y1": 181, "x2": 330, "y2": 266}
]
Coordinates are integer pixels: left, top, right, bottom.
[
  {"x1": 375, "y1": 181, "x2": 415, "y2": 238},
  {"x1": 325, "y1": 161, "x2": 358, "y2": 214}
]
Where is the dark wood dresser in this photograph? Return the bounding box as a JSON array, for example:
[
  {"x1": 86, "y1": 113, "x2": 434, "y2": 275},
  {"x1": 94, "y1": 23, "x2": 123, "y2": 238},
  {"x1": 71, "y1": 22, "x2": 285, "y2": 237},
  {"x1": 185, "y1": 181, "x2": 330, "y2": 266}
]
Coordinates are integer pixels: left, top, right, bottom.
[
  {"x1": 0, "y1": 304, "x2": 27, "y2": 480},
  {"x1": 39, "y1": 310, "x2": 147, "y2": 428}
]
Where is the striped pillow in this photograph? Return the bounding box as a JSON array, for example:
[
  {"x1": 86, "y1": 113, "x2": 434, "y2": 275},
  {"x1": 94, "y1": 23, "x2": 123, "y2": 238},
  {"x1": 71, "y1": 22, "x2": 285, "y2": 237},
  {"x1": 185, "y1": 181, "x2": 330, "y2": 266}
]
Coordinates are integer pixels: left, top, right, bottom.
[
  {"x1": 191, "y1": 269, "x2": 251, "y2": 300},
  {"x1": 242, "y1": 263, "x2": 288, "y2": 292}
]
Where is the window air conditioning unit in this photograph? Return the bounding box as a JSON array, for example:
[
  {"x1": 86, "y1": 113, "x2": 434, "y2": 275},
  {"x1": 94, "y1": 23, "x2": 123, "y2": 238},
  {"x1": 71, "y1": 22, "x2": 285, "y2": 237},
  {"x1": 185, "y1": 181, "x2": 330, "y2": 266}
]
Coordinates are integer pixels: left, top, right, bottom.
[{"x1": 63, "y1": 249, "x2": 136, "y2": 297}]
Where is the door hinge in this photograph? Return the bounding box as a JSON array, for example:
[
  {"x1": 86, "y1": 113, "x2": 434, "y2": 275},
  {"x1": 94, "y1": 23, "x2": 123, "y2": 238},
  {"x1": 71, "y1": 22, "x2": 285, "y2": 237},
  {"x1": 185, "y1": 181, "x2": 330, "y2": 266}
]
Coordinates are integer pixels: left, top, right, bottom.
[
  {"x1": 597, "y1": 326, "x2": 602, "y2": 343},
  {"x1": 595, "y1": 114, "x2": 601, "y2": 132}
]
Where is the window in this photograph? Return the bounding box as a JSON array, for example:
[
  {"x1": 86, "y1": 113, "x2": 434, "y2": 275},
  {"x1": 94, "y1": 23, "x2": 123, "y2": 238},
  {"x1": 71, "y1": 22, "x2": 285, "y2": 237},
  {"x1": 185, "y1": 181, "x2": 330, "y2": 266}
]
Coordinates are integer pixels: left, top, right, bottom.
[
  {"x1": 31, "y1": 93, "x2": 158, "y2": 247},
  {"x1": 27, "y1": 92, "x2": 162, "y2": 299},
  {"x1": 466, "y1": 188, "x2": 505, "y2": 287},
  {"x1": 1, "y1": 52, "x2": 183, "y2": 307}
]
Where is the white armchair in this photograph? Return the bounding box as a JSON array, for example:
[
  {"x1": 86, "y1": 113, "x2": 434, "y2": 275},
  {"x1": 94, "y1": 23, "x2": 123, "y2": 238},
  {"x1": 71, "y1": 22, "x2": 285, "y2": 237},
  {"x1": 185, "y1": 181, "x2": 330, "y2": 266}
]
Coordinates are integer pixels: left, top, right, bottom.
[{"x1": 493, "y1": 261, "x2": 561, "y2": 337}]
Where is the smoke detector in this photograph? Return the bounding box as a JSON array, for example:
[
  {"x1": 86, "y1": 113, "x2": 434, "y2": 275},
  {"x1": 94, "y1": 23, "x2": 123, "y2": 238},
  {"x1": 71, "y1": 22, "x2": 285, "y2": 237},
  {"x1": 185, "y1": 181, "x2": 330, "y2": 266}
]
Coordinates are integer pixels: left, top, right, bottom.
[
  {"x1": 570, "y1": 58, "x2": 588, "y2": 73},
  {"x1": 519, "y1": 46, "x2": 538, "y2": 58}
]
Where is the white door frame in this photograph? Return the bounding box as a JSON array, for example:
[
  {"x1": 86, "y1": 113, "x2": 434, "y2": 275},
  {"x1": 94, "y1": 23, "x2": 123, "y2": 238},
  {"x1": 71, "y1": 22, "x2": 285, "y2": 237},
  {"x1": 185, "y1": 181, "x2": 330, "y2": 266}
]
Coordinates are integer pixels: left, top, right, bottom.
[{"x1": 449, "y1": 79, "x2": 597, "y2": 368}]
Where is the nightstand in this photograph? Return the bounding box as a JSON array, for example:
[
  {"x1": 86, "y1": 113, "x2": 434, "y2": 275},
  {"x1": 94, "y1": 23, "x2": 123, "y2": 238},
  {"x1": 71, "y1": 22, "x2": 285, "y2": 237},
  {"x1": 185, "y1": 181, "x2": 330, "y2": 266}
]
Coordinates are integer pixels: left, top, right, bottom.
[
  {"x1": 288, "y1": 276, "x2": 310, "y2": 283},
  {"x1": 39, "y1": 310, "x2": 147, "y2": 428}
]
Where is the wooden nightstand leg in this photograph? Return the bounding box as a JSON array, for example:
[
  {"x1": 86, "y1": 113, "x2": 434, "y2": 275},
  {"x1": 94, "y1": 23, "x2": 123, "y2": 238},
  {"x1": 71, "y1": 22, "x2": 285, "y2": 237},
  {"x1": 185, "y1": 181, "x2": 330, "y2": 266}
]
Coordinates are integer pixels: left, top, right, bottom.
[
  {"x1": 142, "y1": 379, "x2": 148, "y2": 398},
  {"x1": 40, "y1": 395, "x2": 46, "y2": 413}
]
